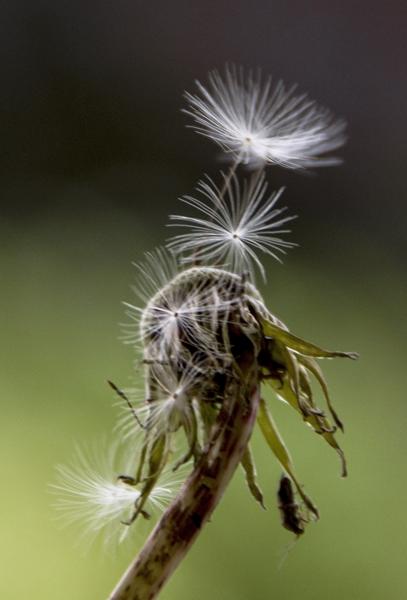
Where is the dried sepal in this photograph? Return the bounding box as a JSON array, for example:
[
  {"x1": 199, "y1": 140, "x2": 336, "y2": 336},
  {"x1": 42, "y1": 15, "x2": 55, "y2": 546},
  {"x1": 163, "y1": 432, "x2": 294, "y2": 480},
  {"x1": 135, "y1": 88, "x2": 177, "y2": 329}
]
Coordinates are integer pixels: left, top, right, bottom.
[
  {"x1": 262, "y1": 317, "x2": 358, "y2": 360},
  {"x1": 298, "y1": 354, "x2": 344, "y2": 431},
  {"x1": 241, "y1": 444, "x2": 265, "y2": 509},
  {"x1": 257, "y1": 397, "x2": 319, "y2": 519}
]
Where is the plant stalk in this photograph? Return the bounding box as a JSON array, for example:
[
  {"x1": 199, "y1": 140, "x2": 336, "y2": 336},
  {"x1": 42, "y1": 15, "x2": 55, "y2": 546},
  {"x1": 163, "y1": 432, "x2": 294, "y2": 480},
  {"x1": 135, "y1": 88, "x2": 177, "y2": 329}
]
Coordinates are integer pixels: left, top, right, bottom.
[{"x1": 109, "y1": 349, "x2": 260, "y2": 600}]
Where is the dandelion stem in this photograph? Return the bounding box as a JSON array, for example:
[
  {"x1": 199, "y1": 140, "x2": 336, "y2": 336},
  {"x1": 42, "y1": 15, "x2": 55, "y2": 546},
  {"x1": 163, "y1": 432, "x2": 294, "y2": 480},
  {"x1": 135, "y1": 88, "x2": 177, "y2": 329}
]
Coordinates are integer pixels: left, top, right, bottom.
[
  {"x1": 108, "y1": 342, "x2": 260, "y2": 600},
  {"x1": 218, "y1": 153, "x2": 241, "y2": 202}
]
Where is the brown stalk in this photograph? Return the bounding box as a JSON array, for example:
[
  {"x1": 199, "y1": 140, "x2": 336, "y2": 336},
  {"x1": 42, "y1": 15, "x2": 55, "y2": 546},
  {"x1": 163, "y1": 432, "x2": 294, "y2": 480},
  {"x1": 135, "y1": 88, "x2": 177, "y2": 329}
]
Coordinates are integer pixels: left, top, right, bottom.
[{"x1": 109, "y1": 340, "x2": 260, "y2": 600}]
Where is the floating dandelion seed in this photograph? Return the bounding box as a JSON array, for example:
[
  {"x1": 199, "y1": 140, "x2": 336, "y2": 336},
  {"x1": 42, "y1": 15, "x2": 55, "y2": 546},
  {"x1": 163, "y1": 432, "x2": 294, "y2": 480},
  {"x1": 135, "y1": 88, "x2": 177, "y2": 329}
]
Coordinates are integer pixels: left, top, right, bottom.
[
  {"x1": 167, "y1": 171, "x2": 296, "y2": 280},
  {"x1": 184, "y1": 65, "x2": 346, "y2": 169}
]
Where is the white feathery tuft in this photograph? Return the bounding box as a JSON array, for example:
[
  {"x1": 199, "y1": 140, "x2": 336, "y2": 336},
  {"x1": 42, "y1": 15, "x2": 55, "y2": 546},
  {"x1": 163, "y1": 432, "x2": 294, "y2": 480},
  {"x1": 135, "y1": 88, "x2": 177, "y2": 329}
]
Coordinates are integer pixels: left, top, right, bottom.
[
  {"x1": 140, "y1": 278, "x2": 236, "y2": 362},
  {"x1": 167, "y1": 171, "x2": 296, "y2": 280},
  {"x1": 184, "y1": 65, "x2": 346, "y2": 170},
  {"x1": 120, "y1": 247, "x2": 179, "y2": 347},
  {"x1": 140, "y1": 361, "x2": 203, "y2": 433},
  {"x1": 51, "y1": 440, "x2": 178, "y2": 547}
]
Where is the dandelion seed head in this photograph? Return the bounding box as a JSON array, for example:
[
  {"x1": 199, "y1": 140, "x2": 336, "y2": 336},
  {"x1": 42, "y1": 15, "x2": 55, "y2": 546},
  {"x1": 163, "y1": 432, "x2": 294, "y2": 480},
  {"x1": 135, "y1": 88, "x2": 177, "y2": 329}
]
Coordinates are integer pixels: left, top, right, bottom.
[
  {"x1": 140, "y1": 265, "x2": 268, "y2": 377},
  {"x1": 54, "y1": 65, "x2": 354, "y2": 554}
]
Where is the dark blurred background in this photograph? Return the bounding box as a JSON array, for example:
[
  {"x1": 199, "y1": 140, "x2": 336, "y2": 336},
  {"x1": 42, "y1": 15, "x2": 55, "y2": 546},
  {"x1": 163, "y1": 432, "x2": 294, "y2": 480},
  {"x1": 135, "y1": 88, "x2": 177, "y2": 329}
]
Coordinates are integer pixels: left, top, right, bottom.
[{"x1": 1, "y1": 1, "x2": 406, "y2": 599}]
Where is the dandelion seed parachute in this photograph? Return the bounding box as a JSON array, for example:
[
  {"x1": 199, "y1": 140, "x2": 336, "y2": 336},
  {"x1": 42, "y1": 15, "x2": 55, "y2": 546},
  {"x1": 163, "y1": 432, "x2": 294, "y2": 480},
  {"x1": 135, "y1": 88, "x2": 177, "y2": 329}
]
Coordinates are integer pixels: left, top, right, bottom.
[
  {"x1": 51, "y1": 440, "x2": 179, "y2": 547},
  {"x1": 120, "y1": 248, "x2": 179, "y2": 347},
  {"x1": 137, "y1": 360, "x2": 205, "y2": 434},
  {"x1": 167, "y1": 171, "x2": 296, "y2": 280},
  {"x1": 184, "y1": 65, "x2": 347, "y2": 169}
]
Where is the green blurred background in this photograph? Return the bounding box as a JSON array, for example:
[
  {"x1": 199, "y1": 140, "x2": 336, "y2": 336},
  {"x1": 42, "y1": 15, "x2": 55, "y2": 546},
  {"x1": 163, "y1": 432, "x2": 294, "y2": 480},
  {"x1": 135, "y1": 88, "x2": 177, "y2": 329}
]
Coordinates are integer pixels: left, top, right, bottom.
[{"x1": 1, "y1": 2, "x2": 406, "y2": 599}]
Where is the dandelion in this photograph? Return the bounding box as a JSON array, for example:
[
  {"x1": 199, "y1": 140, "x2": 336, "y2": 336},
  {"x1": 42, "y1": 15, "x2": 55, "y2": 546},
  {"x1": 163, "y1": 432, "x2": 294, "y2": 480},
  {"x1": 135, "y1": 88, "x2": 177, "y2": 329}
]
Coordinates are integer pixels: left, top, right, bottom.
[
  {"x1": 184, "y1": 65, "x2": 346, "y2": 169},
  {"x1": 55, "y1": 66, "x2": 357, "y2": 600},
  {"x1": 167, "y1": 171, "x2": 296, "y2": 280}
]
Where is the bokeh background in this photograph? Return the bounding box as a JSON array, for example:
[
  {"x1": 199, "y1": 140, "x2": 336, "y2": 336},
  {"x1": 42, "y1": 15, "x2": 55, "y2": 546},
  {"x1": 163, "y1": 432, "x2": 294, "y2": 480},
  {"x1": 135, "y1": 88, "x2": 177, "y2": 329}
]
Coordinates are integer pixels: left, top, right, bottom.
[{"x1": 1, "y1": 1, "x2": 406, "y2": 599}]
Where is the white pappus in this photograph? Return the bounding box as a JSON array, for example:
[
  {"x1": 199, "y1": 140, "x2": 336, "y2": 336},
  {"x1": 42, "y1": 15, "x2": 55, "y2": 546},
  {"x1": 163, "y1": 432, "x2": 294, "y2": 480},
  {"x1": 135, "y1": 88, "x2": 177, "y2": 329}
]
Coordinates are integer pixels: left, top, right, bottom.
[
  {"x1": 167, "y1": 171, "x2": 296, "y2": 280},
  {"x1": 184, "y1": 65, "x2": 346, "y2": 169}
]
